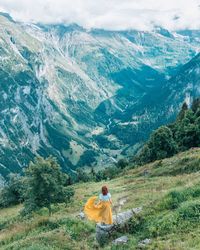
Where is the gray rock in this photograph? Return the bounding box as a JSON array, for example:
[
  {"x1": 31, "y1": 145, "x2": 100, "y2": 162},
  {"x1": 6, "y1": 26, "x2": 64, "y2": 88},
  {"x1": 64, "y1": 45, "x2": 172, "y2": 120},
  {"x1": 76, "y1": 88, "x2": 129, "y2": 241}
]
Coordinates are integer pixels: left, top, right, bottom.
[
  {"x1": 132, "y1": 207, "x2": 143, "y2": 214},
  {"x1": 77, "y1": 212, "x2": 85, "y2": 220},
  {"x1": 95, "y1": 207, "x2": 142, "y2": 245},
  {"x1": 112, "y1": 235, "x2": 128, "y2": 245},
  {"x1": 113, "y1": 207, "x2": 142, "y2": 225},
  {"x1": 96, "y1": 223, "x2": 115, "y2": 246},
  {"x1": 138, "y1": 238, "x2": 151, "y2": 248}
]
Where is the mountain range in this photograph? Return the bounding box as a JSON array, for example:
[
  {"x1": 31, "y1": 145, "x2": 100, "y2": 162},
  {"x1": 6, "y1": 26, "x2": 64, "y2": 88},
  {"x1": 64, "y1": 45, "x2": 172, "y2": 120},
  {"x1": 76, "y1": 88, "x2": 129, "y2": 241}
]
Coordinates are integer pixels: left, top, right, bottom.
[{"x1": 0, "y1": 12, "x2": 200, "y2": 181}]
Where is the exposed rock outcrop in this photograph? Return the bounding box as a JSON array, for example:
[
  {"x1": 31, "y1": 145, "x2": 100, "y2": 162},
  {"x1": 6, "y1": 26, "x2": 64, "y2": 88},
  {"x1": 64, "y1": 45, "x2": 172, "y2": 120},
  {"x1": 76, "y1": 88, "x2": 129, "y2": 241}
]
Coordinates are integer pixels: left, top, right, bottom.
[{"x1": 95, "y1": 207, "x2": 142, "y2": 245}]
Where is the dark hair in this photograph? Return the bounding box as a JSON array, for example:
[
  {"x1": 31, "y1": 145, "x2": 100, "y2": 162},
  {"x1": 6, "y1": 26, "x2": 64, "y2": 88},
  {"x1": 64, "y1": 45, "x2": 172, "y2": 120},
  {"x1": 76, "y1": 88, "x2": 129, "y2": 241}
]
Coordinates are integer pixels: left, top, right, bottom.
[{"x1": 102, "y1": 186, "x2": 108, "y2": 196}]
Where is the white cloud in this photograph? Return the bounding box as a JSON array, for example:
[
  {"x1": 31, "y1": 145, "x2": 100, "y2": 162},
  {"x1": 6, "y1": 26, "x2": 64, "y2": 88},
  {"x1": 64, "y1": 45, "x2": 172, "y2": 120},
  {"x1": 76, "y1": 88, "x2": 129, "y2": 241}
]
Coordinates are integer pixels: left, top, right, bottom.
[{"x1": 0, "y1": 0, "x2": 200, "y2": 30}]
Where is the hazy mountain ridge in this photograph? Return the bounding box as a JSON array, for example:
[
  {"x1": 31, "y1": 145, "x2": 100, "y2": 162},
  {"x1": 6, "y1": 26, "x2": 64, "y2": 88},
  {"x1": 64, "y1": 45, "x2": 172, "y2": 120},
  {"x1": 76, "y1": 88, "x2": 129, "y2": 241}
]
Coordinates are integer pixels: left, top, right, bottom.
[{"x1": 0, "y1": 12, "x2": 200, "y2": 180}]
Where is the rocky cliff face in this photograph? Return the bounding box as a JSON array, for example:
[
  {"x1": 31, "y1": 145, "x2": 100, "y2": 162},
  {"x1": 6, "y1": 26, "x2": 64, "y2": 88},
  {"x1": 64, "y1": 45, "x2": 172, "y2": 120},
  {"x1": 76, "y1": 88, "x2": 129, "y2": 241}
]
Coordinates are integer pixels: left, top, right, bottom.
[{"x1": 0, "y1": 12, "x2": 199, "y2": 179}]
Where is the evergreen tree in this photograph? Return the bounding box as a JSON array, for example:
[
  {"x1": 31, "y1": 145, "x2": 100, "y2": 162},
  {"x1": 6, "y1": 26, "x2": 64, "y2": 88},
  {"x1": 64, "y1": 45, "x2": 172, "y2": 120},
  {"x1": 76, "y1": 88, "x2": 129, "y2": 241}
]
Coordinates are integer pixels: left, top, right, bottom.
[
  {"x1": 136, "y1": 98, "x2": 200, "y2": 165},
  {"x1": 191, "y1": 97, "x2": 200, "y2": 113},
  {"x1": 175, "y1": 110, "x2": 198, "y2": 150},
  {"x1": 177, "y1": 102, "x2": 188, "y2": 121}
]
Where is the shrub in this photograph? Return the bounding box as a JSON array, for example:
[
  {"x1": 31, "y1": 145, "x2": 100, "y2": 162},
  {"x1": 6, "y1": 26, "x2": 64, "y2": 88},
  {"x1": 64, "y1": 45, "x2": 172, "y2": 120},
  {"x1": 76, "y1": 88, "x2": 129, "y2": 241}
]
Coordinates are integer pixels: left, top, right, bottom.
[
  {"x1": 127, "y1": 214, "x2": 145, "y2": 234},
  {"x1": 178, "y1": 201, "x2": 200, "y2": 221},
  {"x1": 0, "y1": 174, "x2": 24, "y2": 208},
  {"x1": 159, "y1": 190, "x2": 187, "y2": 210},
  {"x1": 147, "y1": 212, "x2": 178, "y2": 237},
  {"x1": 116, "y1": 159, "x2": 128, "y2": 169}
]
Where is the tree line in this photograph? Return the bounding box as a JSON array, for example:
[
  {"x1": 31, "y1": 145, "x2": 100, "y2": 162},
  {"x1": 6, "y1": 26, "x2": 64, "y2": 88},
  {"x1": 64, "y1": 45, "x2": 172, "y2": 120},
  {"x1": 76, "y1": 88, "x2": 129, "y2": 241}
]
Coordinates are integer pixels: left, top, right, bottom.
[{"x1": 135, "y1": 98, "x2": 200, "y2": 165}]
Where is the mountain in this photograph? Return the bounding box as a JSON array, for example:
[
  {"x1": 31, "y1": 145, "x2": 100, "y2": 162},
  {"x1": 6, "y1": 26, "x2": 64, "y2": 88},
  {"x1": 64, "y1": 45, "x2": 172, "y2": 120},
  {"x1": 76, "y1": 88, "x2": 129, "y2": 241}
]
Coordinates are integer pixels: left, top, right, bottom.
[
  {"x1": 0, "y1": 12, "x2": 200, "y2": 180},
  {"x1": 122, "y1": 51, "x2": 200, "y2": 145}
]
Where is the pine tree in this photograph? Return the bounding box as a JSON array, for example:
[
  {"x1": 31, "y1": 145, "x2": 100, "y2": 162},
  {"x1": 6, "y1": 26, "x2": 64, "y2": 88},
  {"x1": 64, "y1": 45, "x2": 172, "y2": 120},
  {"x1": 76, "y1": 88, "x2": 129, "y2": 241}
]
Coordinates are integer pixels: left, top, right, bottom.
[
  {"x1": 191, "y1": 98, "x2": 200, "y2": 113},
  {"x1": 177, "y1": 102, "x2": 188, "y2": 121}
]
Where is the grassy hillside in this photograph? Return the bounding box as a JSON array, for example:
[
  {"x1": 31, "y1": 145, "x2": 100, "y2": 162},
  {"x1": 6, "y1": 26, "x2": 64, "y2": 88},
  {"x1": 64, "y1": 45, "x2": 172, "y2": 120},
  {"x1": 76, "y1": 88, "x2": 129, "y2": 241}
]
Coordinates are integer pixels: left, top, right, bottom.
[{"x1": 1, "y1": 148, "x2": 200, "y2": 249}]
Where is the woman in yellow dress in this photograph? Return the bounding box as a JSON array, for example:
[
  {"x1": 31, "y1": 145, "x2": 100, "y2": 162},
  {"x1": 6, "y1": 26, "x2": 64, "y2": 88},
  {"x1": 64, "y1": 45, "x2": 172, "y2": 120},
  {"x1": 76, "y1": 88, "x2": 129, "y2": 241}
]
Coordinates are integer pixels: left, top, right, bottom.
[{"x1": 84, "y1": 186, "x2": 113, "y2": 225}]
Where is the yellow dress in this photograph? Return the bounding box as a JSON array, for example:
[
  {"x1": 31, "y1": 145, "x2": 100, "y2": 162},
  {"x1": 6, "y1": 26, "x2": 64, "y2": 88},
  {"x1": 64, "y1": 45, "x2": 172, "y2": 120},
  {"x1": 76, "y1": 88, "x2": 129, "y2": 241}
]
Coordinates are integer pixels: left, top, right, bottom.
[{"x1": 84, "y1": 196, "x2": 113, "y2": 225}]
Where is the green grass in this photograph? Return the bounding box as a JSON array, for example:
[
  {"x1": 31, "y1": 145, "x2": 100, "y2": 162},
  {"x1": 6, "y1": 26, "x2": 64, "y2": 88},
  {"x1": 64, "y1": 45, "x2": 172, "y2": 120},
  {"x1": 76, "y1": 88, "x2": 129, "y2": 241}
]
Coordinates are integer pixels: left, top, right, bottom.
[{"x1": 1, "y1": 148, "x2": 200, "y2": 249}]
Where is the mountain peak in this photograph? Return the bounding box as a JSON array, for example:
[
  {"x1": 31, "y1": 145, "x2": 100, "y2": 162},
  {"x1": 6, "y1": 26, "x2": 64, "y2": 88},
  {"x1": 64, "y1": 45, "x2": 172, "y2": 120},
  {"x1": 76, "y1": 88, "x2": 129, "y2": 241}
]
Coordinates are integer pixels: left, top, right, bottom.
[{"x1": 0, "y1": 12, "x2": 15, "y2": 23}]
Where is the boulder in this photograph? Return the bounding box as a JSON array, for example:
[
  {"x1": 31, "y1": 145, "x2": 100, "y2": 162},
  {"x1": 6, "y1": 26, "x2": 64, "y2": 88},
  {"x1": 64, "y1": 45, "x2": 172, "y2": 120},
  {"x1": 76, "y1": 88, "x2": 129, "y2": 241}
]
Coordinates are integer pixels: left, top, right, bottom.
[
  {"x1": 112, "y1": 235, "x2": 128, "y2": 245},
  {"x1": 95, "y1": 207, "x2": 142, "y2": 245},
  {"x1": 138, "y1": 238, "x2": 151, "y2": 248},
  {"x1": 113, "y1": 207, "x2": 142, "y2": 225},
  {"x1": 76, "y1": 211, "x2": 85, "y2": 220},
  {"x1": 96, "y1": 223, "x2": 115, "y2": 246}
]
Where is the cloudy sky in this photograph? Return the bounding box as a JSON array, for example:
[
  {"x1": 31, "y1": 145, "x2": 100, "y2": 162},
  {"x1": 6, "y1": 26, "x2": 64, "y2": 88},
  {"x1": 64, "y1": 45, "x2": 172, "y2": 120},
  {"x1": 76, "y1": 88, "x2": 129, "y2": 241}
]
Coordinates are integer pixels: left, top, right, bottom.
[{"x1": 0, "y1": 0, "x2": 200, "y2": 30}]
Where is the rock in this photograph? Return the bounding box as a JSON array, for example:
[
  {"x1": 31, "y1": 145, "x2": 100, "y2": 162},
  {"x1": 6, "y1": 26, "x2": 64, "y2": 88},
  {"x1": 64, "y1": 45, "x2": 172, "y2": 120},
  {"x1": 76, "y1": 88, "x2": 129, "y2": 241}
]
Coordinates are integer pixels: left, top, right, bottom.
[
  {"x1": 113, "y1": 207, "x2": 142, "y2": 225},
  {"x1": 77, "y1": 212, "x2": 85, "y2": 220},
  {"x1": 95, "y1": 207, "x2": 142, "y2": 245},
  {"x1": 132, "y1": 207, "x2": 143, "y2": 214},
  {"x1": 138, "y1": 238, "x2": 151, "y2": 248},
  {"x1": 96, "y1": 223, "x2": 115, "y2": 246},
  {"x1": 112, "y1": 235, "x2": 128, "y2": 245},
  {"x1": 143, "y1": 169, "x2": 149, "y2": 176}
]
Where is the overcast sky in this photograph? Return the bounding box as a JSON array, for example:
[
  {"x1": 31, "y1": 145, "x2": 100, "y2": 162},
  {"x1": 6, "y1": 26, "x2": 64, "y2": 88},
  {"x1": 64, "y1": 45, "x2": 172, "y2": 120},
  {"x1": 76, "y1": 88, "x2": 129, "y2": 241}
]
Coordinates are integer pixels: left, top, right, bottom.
[{"x1": 0, "y1": 0, "x2": 200, "y2": 30}]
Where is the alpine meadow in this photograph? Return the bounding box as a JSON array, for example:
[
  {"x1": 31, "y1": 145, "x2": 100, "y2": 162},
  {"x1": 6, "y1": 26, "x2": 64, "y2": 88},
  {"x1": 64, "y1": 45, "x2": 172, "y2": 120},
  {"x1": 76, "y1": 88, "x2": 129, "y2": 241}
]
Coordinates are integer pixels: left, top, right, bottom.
[{"x1": 0, "y1": 1, "x2": 200, "y2": 249}]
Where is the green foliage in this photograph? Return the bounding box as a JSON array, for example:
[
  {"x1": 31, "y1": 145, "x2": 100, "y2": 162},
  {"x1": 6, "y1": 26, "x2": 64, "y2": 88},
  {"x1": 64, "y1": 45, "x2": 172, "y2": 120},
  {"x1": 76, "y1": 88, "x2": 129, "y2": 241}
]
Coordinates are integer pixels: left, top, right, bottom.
[
  {"x1": 2, "y1": 149, "x2": 200, "y2": 249},
  {"x1": 0, "y1": 174, "x2": 24, "y2": 208},
  {"x1": 77, "y1": 150, "x2": 97, "y2": 167},
  {"x1": 136, "y1": 98, "x2": 200, "y2": 165},
  {"x1": 116, "y1": 159, "x2": 128, "y2": 169},
  {"x1": 127, "y1": 213, "x2": 145, "y2": 234},
  {"x1": 159, "y1": 185, "x2": 200, "y2": 210},
  {"x1": 76, "y1": 168, "x2": 91, "y2": 183},
  {"x1": 22, "y1": 156, "x2": 74, "y2": 215},
  {"x1": 178, "y1": 200, "x2": 200, "y2": 221},
  {"x1": 136, "y1": 126, "x2": 178, "y2": 164},
  {"x1": 58, "y1": 217, "x2": 95, "y2": 240},
  {"x1": 191, "y1": 98, "x2": 200, "y2": 113},
  {"x1": 74, "y1": 161, "x2": 128, "y2": 183},
  {"x1": 95, "y1": 166, "x2": 122, "y2": 182},
  {"x1": 159, "y1": 190, "x2": 187, "y2": 210},
  {"x1": 177, "y1": 102, "x2": 188, "y2": 120},
  {"x1": 147, "y1": 212, "x2": 179, "y2": 237}
]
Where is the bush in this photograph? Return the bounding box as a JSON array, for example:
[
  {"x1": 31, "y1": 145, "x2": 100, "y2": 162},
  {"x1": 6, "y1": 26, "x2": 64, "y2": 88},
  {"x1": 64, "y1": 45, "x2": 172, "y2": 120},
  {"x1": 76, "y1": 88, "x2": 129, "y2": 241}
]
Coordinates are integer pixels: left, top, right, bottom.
[
  {"x1": 0, "y1": 174, "x2": 24, "y2": 208},
  {"x1": 159, "y1": 185, "x2": 200, "y2": 211},
  {"x1": 178, "y1": 201, "x2": 200, "y2": 221},
  {"x1": 127, "y1": 214, "x2": 145, "y2": 234},
  {"x1": 116, "y1": 159, "x2": 128, "y2": 169},
  {"x1": 159, "y1": 190, "x2": 187, "y2": 210},
  {"x1": 147, "y1": 212, "x2": 178, "y2": 237}
]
